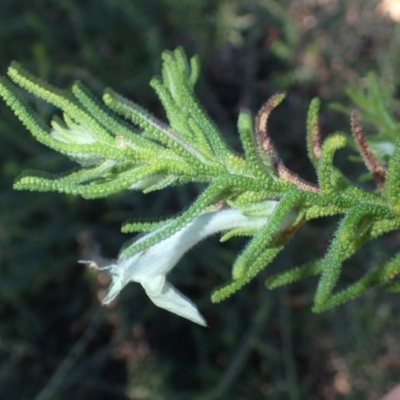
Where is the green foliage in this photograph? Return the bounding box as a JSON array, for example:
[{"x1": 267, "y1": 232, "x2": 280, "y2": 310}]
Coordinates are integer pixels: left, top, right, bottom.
[
  {"x1": 331, "y1": 72, "x2": 400, "y2": 164},
  {"x1": 1, "y1": 46, "x2": 400, "y2": 317}
]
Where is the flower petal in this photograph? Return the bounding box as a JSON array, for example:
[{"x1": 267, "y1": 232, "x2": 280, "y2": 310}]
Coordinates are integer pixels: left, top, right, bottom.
[
  {"x1": 86, "y1": 205, "x2": 278, "y2": 325},
  {"x1": 142, "y1": 277, "x2": 207, "y2": 326}
]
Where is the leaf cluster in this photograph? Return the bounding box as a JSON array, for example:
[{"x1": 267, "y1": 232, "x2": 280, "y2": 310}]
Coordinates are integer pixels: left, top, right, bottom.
[
  {"x1": 331, "y1": 72, "x2": 400, "y2": 164},
  {"x1": 1, "y1": 48, "x2": 400, "y2": 313}
]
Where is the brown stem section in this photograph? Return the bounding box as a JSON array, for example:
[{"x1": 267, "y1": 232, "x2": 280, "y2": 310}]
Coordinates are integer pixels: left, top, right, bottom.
[
  {"x1": 255, "y1": 95, "x2": 320, "y2": 194},
  {"x1": 351, "y1": 109, "x2": 386, "y2": 191},
  {"x1": 255, "y1": 94, "x2": 282, "y2": 169}
]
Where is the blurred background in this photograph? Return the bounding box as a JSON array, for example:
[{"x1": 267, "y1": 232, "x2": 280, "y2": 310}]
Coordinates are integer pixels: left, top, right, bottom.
[{"x1": 1, "y1": 0, "x2": 400, "y2": 399}]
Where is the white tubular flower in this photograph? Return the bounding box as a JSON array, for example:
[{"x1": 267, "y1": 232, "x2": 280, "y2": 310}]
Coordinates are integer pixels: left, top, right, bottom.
[
  {"x1": 50, "y1": 123, "x2": 105, "y2": 166},
  {"x1": 51, "y1": 125, "x2": 96, "y2": 145},
  {"x1": 370, "y1": 141, "x2": 395, "y2": 159},
  {"x1": 82, "y1": 203, "x2": 278, "y2": 326}
]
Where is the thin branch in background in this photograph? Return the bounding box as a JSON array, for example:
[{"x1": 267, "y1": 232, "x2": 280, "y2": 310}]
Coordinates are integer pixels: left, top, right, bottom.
[
  {"x1": 201, "y1": 294, "x2": 272, "y2": 400},
  {"x1": 280, "y1": 292, "x2": 300, "y2": 400},
  {"x1": 35, "y1": 308, "x2": 105, "y2": 400}
]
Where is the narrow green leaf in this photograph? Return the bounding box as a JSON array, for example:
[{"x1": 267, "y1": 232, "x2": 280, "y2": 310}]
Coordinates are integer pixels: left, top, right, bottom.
[{"x1": 306, "y1": 97, "x2": 321, "y2": 169}]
